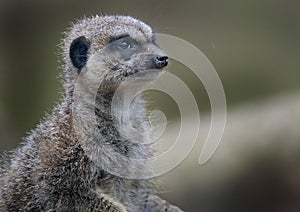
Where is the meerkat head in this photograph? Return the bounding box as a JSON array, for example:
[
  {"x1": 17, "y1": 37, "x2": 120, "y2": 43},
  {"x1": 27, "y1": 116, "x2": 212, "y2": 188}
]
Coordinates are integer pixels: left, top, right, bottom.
[{"x1": 62, "y1": 15, "x2": 168, "y2": 93}]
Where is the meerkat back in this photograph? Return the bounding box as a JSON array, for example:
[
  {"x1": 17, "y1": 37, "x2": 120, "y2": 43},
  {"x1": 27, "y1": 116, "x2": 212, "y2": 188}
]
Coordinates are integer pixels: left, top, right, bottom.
[{"x1": 0, "y1": 15, "x2": 183, "y2": 212}]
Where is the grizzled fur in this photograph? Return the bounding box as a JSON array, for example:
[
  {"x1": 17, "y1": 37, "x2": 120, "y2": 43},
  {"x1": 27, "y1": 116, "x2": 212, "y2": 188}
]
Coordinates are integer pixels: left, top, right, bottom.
[{"x1": 0, "y1": 15, "x2": 182, "y2": 211}]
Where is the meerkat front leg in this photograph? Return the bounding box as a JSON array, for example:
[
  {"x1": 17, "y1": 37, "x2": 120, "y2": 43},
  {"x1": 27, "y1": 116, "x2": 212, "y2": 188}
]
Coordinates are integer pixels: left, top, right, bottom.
[{"x1": 143, "y1": 193, "x2": 183, "y2": 212}]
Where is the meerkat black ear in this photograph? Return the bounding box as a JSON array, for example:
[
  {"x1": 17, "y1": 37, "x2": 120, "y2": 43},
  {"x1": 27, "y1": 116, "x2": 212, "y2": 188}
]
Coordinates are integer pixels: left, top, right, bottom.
[{"x1": 69, "y1": 36, "x2": 90, "y2": 71}]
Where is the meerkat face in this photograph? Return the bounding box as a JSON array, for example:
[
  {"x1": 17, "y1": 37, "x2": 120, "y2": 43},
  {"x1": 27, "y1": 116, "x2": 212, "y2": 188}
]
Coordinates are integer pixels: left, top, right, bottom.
[{"x1": 65, "y1": 16, "x2": 168, "y2": 90}]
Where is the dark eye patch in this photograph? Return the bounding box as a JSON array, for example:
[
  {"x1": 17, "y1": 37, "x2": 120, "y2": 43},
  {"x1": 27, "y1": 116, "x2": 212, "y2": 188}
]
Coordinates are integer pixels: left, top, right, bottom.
[
  {"x1": 69, "y1": 36, "x2": 90, "y2": 71},
  {"x1": 109, "y1": 35, "x2": 140, "y2": 60},
  {"x1": 109, "y1": 34, "x2": 130, "y2": 43}
]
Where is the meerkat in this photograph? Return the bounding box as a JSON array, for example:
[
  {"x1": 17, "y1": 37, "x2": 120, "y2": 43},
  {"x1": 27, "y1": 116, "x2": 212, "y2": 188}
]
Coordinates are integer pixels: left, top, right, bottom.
[{"x1": 0, "y1": 15, "x2": 183, "y2": 212}]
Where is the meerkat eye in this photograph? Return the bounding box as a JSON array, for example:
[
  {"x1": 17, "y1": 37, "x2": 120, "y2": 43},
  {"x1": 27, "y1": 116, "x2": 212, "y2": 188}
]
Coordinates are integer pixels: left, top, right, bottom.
[
  {"x1": 109, "y1": 35, "x2": 140, "y2": 60},
  {"x1": 110, "y1": 35, "x2": 138, "y2": 51},
  {"x1": 118, "y1": 41, "x2": 131, "y2": 49},
  {"x1": 116, "y1": 37, "x2": 137, "y2": 51}
]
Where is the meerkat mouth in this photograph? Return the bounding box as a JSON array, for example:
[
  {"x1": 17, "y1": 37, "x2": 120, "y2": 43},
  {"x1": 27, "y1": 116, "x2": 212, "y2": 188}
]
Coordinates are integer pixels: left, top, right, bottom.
[
  {"x1": 125, "y1": 55, "x2": 168, "y2": 80},
  {"x1": 126, "y1": 68, "x2": 163, "y2": 80}
]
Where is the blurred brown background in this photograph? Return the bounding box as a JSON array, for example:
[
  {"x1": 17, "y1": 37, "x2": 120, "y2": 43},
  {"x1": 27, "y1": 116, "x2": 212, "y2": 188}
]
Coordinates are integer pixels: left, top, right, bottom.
[{"x1": 1, "y1": 0, "x2": 300, "y2": 211}]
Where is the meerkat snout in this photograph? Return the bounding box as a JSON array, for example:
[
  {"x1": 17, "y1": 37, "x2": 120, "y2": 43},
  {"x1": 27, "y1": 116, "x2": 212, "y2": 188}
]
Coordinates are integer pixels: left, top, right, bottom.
[
  {"x1": 154, "y1": 55, "x2": 168, "y2": 68},
  {"x1": 105, "y1": 35, "x2": 168, "y2": 78}
]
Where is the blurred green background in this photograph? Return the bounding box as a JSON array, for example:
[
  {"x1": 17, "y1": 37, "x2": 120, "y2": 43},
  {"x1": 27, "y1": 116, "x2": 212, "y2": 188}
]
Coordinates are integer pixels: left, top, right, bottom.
[{"x1": 0, "y1": 0, "x2": 300, "y2": 211}]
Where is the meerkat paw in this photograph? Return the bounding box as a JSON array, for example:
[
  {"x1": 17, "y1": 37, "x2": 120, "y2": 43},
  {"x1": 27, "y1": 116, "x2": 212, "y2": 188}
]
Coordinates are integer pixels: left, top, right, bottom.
[
  {"x1": 143, "y1": 194, "x2": 184, "y2": 212},
  {"x1": 94, "y1": 190, "x2": 127, "y2": 212}
]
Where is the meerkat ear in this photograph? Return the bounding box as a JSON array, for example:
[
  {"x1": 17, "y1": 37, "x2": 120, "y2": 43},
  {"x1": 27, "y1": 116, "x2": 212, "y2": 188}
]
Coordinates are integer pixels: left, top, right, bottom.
[{"x1": 69, "y1": 36, "x2": 90, "y2": 71}]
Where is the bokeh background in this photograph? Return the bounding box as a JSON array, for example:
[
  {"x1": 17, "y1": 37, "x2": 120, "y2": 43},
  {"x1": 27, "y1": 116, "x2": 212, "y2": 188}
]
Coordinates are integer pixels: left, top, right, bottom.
[{"x1": 1, "y1": 0, "x2": 300, "y2": 211}]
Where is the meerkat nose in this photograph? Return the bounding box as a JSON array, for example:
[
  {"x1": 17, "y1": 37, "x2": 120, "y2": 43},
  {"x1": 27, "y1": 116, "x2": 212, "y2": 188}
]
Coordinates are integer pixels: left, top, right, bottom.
[{"x1": 154, "y1": 55, "x2": 168, "y2": 68}]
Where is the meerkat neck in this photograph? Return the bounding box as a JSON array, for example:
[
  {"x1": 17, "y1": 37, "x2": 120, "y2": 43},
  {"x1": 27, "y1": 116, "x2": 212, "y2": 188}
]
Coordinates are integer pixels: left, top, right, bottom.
[{"x1": 95, "y1": 87, "x2": 149, "y2": 143}]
